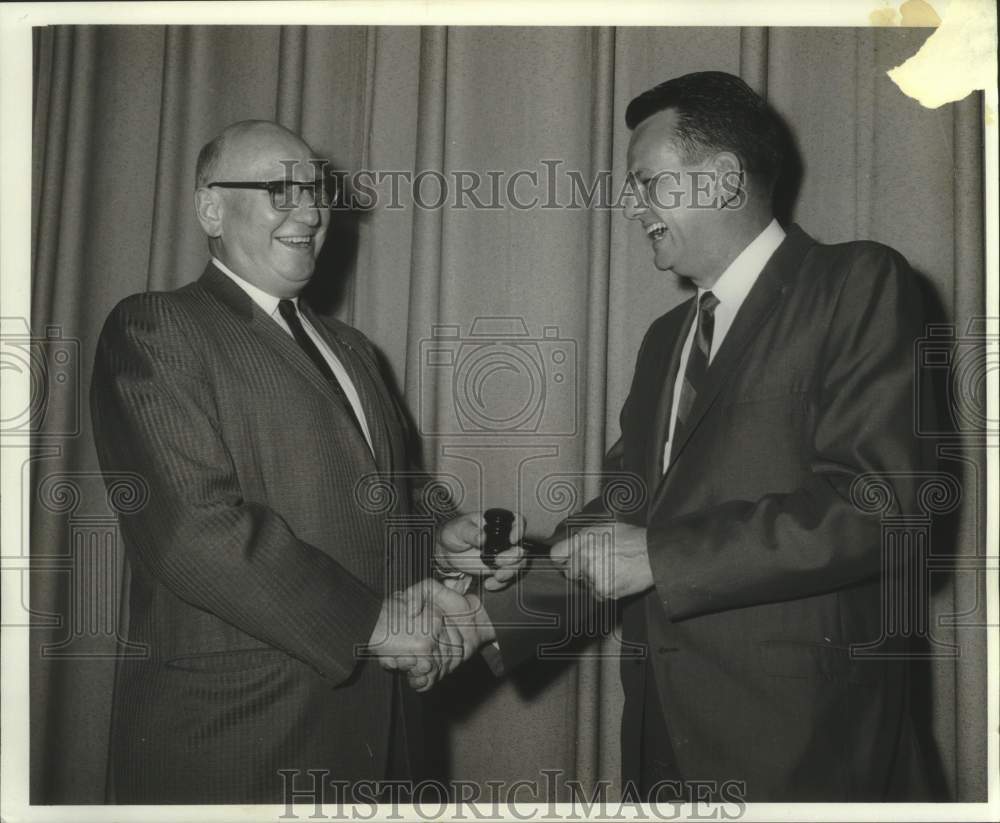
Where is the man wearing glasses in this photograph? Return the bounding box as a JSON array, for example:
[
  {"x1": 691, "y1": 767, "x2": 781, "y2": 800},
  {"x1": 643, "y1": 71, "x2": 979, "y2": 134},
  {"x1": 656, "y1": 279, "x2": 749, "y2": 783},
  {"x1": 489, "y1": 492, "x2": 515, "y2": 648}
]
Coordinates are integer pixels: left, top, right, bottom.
[{"x1": 90, "y1": 120, "x2": 511, "y2": 803}]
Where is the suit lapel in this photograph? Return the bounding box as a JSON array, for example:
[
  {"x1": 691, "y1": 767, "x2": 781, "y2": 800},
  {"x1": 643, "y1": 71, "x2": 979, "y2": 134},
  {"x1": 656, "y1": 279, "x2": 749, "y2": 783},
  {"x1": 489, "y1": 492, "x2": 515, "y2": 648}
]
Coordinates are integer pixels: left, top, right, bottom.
[
  {"x1": 649, "y1": 225, "x2": 813, "y2": 514},
  {"x1": 198, "y1": 265, "x2": 379, "y2": 466},
  {"x1": 300, "y1": 303, "x2": 398, "y2": 474},
  {"x1": 646, "y1": 298, "x2": 696, "y2": 498}
]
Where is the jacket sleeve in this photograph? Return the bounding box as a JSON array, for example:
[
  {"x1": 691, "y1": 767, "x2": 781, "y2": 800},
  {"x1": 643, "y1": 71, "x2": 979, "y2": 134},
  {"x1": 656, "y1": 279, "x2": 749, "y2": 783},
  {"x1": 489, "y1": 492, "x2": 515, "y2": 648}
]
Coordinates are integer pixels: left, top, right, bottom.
[
  {"x1": 90, "y1": 294, "x2": 383, "y2": 684},
  {"x1": 648, "y1": 246, "x2": 932, "y2": 620}
]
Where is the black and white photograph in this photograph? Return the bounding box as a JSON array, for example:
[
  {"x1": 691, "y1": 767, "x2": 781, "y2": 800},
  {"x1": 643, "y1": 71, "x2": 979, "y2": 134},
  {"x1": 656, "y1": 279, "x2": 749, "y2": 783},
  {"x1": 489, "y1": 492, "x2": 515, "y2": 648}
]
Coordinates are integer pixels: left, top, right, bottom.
[{"x1": 1, "y1": 1, "x2": 997, "y2": 820}]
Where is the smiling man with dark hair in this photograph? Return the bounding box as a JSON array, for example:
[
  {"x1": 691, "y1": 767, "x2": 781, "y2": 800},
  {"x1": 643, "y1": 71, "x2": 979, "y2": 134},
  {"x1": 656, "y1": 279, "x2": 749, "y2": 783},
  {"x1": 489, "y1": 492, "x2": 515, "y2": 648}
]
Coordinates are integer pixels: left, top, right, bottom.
[{"x1": 480, "y1": 71, "x2": 933, "y2": 801}]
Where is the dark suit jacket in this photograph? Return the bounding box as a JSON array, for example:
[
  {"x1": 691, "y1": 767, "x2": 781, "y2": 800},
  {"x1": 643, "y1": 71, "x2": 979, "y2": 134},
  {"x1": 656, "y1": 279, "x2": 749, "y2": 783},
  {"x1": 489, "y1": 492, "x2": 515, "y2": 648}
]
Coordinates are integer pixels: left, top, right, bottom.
[
  {"x1": 486, "y1": 225, "x2": 931, "y2": 801},
  {"x1": 91, "y1": 264, "x2": 423, "y2": 803}
]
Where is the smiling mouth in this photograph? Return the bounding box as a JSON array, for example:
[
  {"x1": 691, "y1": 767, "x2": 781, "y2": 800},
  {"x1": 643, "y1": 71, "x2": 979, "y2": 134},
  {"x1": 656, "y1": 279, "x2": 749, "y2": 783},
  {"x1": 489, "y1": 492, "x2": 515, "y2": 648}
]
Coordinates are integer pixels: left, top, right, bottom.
[
  {"x1": 645, "y1": 222, "x2": 667, "y2": 242},
  {"x1": 277, "y1": 236, "x2": 314, "y2": 251}
]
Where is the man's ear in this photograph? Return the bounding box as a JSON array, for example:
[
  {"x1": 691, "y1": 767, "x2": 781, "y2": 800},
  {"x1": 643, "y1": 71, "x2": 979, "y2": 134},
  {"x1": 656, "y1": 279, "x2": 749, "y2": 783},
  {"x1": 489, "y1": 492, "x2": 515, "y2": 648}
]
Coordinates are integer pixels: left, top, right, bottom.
[
  {"x1": 194, "y1": 188, "x2": 223, "y2": 237},
  {"x1": 709, "y1": 151, "x2": 746, "y2": 209}
]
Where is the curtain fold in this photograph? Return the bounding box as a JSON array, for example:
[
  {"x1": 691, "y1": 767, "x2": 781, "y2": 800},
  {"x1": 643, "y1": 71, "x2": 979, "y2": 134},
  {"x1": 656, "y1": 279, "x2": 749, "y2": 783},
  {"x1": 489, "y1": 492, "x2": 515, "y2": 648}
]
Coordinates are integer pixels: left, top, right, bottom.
[
  {"x1": 32, "y1": 26, "x2": 98, "y2": 326},
  {"x1": 573, "y1": 26, "x2": 618, "y2": 791},
  {"x1": 276, "y1": 26, "x2": 306, "y2": 133},
  {"x1": 28, "y1": 24, "x2": 986, "y2": 804},
  {"x1": 948, "y1": 91, "x2": 987, "y2": 801},
  {"x1": 738, "y1": 27, "x2": 768, "y2": 96},
  {"x1": 405, "y1": 26, "x2": 449, "y2": 423},
  {"x1": 148, "y1": 26, "x2": 197, "y2": 291}
]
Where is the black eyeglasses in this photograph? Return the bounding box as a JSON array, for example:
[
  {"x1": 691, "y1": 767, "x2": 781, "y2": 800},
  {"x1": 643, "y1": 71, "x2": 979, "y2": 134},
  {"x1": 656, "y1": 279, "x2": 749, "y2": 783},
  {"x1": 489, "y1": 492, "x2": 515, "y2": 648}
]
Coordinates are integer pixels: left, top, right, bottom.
[{"x1": 206, "y1": 177, "x2": 338, "y2": 210}]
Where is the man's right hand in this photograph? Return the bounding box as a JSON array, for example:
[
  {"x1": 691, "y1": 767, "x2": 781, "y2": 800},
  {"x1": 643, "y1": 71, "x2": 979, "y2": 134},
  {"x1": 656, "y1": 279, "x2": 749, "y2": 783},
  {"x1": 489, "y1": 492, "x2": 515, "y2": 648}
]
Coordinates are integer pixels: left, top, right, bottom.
[
  {"x1": 366, "y1": 579, "x2": 492, "y2": 691},
  {"x1": 366, "y1": 579, "x2": 496, "y2": 691},
  {"x1": 402, "y1": 587, "x2": 496, "y2": 691}
]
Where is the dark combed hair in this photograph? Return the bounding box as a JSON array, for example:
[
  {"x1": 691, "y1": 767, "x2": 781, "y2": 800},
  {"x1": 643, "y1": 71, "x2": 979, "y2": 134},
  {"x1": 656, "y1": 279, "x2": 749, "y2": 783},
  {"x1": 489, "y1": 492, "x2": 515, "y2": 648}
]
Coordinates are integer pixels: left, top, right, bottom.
[{"x1": 625, "y1": 71, "x2": 784, "y2": 190}]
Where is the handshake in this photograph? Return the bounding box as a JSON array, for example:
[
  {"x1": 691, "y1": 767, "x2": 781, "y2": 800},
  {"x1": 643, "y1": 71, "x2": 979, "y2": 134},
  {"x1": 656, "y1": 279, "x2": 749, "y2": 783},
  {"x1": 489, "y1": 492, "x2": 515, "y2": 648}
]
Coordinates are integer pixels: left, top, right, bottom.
[
  {"x1": 364, "y1": 511, "x2": 527, "y2": 691},
  {"x1": 364, "y1": 510, "x2": 654, "y2": 690}
]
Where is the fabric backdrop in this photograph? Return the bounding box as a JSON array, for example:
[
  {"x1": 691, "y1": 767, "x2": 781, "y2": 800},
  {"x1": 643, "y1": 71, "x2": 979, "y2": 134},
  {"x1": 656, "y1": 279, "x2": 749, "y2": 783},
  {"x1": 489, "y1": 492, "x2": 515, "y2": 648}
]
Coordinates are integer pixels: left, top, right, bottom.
[{"x1": 29, "y1": 25, "x2": 986, "y2": 803}]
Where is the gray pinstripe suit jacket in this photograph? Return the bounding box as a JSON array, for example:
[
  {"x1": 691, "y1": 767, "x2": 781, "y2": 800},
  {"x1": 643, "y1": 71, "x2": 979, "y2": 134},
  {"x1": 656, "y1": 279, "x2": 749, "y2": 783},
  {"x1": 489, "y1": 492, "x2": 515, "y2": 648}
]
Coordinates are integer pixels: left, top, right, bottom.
[{"x1": 92, "y1": 263, "x2": 422, "y2": 803}]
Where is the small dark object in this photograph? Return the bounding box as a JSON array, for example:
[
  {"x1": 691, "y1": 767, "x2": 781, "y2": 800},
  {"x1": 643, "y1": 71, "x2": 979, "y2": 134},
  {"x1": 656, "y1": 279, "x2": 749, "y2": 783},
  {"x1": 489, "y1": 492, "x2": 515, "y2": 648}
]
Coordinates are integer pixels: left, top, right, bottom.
[{"x1": 482, "y1": 508, "x2": 516, "y2": 569}]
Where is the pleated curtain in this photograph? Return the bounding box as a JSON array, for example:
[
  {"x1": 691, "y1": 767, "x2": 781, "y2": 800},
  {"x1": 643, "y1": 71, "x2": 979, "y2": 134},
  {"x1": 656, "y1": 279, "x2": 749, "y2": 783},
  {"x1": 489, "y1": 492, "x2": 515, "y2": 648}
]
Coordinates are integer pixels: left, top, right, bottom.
[{"x1": 29, "y1": 25, "x2": 985, "y2": 803}]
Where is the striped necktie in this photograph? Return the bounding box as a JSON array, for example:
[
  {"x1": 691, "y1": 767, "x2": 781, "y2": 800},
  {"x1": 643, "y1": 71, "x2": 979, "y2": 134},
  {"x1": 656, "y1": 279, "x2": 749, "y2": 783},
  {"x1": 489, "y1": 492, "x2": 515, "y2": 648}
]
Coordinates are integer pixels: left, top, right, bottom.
[{"x1": 670, "y1": 291, "x2": 719, "y2": 462}]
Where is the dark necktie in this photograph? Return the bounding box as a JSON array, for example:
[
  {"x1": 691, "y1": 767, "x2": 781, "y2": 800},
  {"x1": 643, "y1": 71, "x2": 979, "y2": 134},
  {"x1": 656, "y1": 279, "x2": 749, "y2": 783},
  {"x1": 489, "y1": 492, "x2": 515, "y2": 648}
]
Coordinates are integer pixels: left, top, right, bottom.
[
  {"x1": 277, "y1": 299, "x2": 364, "y2": 435},
  {"x1": 670, "y1": 291, "x2": 719, "y2": 462}
]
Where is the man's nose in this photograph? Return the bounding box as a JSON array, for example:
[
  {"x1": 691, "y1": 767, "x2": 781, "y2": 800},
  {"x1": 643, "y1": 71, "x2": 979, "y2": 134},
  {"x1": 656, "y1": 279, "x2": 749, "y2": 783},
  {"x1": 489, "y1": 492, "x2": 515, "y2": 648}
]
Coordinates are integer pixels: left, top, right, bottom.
[
  {"x1": 622, "y1": 193, "x2": 646, "y2": 221},
  {"x1": 291, "y1": 199, "x2": 322, "y2": 226}
]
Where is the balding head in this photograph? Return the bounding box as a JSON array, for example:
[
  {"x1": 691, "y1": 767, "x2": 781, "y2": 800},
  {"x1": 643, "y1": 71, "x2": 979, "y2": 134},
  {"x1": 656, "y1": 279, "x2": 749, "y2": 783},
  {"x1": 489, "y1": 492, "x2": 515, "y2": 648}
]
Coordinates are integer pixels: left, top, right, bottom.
[
  {"x1": 193, "y1": 120, "x2": 329, "y2": 298},
  {"x1": 195, "y1": 120, "x2": 313, "y2": 189}
]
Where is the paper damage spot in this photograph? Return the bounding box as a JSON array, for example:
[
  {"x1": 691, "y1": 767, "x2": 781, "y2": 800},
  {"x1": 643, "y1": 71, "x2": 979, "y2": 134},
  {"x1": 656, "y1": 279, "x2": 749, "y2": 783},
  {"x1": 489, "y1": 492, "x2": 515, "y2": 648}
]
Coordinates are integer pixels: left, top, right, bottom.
[
  {"x1": 900, "y1": 0, "x2": 943, "y2": 26},
  {"x1": 870, "y1": 7, "x2": 900, "y2": 25},
  {"x1": 870, "y1": 0, "x2": 941, "y2": 26},
  {"x1": 886, "y1": 0, "x2": 998, "y2": 109}
]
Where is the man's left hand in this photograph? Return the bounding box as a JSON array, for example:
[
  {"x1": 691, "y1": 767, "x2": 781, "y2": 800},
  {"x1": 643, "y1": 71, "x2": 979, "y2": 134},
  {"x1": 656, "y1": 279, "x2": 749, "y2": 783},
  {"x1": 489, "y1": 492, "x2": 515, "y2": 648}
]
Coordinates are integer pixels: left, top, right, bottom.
[
  {"x1": 549, "y1": 522, "x2": 653, "y2": 600},
  {"x1": 434, "y1": 512, "x2": 527, "y2": 591}
]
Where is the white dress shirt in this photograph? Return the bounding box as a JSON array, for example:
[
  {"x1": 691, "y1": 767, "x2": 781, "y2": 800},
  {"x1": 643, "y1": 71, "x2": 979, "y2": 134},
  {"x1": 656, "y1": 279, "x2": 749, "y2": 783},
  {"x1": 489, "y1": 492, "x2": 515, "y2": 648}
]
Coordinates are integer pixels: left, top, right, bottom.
[
  {"x1": 662, "y1": 219, "x2": 786, "y2": 472},
  {"x1": 213, "y1": 258, "x2": 375, "y2": 454}
]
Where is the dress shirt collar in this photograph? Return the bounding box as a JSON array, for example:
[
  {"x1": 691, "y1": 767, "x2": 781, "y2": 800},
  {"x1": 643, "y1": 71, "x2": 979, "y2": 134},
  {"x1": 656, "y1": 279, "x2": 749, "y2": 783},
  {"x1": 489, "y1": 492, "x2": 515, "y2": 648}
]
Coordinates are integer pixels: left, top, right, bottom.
[
  {"x1": 698, "y1": 218, "x2": 785, "y2": 307},
  {"x1": 212, "y1": 257, "x2": 298, "y2": 318}
]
